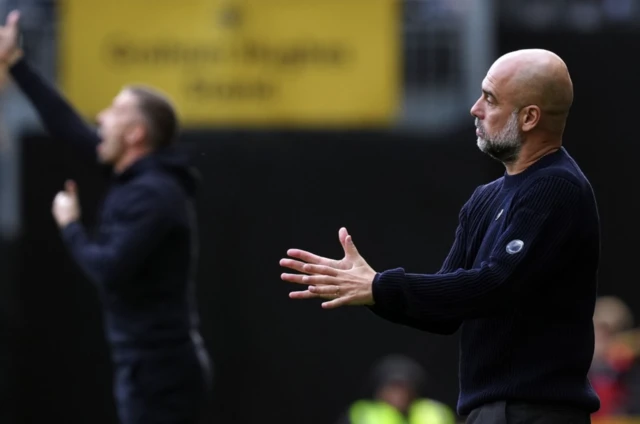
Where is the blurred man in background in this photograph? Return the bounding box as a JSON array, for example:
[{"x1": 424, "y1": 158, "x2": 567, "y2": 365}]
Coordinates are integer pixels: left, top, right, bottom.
[
  {"x1": 0, "y1": 10, "x2": 210, "y2": 424},
  {"x1": 335, "y1": 354, "x2": 456, "y2": 424},
  {"x1": 589, "y1": 296, "x2": 640, "y2": 417}
]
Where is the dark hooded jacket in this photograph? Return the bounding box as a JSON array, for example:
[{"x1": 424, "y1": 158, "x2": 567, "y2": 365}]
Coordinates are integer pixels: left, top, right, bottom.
[{"x1": 9, "y1": 58, "x2": 202, "y2": 358}]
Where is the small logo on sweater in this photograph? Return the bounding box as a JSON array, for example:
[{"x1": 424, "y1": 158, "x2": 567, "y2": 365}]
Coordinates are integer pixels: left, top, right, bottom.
[
  {"x1": 506, "y1": 239, "x2": 524, "y2": 254},
  {"x1": 495, "y1": 209, "x2": 504, "y2": 220}
]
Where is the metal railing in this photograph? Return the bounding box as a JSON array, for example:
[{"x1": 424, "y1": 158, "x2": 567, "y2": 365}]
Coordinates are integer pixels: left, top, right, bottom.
[
  {"x1": 399, "y1": 0, "x2": 496, "y2": 134},
  {"x1": 499, "y1": 0, "x2": 640, "y2": 31}
]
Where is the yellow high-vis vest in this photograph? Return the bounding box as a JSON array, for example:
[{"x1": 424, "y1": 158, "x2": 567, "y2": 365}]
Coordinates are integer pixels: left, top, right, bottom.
[{"x1": 348, "y1": 399, "x2": 457, "y2": 424}]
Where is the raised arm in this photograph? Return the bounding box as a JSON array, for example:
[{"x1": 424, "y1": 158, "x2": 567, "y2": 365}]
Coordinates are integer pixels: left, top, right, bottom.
[
  {"x1": 9, "y1": 57, "x2": 100, "y2": 158},
  {"x1": 0, "y1": 11, "x2": 100, "y2": 158}
]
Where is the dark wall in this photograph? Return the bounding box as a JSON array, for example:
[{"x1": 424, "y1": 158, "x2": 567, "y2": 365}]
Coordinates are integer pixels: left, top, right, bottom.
[
  {"x1": 7, "y1": 28, "x2": 640, "y2": 424},
  {"x1": 0, "y1": 236, "x2": 19, "y2": 424},
  {"x1": 11, "y1": 127, "x2": 491, "y2": 424}
]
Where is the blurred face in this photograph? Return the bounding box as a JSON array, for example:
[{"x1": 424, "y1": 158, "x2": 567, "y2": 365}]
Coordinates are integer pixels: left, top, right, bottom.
[
  {"x1": 376, "y1": 382, "x2": 414, "y2": 413},
  {"x1": 470, "y1": 74, "x2": 523, "y2": 163},
  {"x1": 95, "y1": 90, "x2": 145, "y2": 165},
  {"x1": 593, "y1": 322, "x2": 613, "y2": 361},
  {"x1": 593, "y1": 319, "x2": 616, "y2": 360}
]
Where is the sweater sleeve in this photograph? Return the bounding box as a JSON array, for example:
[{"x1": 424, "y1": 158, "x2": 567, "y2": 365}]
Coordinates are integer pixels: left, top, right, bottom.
[
  {"x1": 372, "y1": 176, "x2": 580, "y2": 322},
  {"x1": 60, "y1": 185, "x2": 171, "y2": 288},
  {"x1": 366, "y1": 195, "x2": 474, "y2": 335},
  {"x1": 9, "y1": 58, "x2": 100, "y2": 158}
]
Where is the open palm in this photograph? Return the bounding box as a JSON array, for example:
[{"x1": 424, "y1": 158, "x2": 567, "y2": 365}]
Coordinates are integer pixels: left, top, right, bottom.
[{"x1": 280, "y1": 227, "x2": 377, "y2": 308}]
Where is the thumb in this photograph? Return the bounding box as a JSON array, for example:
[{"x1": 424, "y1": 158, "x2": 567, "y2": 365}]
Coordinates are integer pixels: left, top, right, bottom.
[
  {"x1": 339, "y1": 227, "x2": 360, "y2": 258},
  {"x1": 344, "y1": 235, "x2": 359, "y2": 258},
  {"x1": 65, "y1": 180, "x2": 77, "y2": 196},
  {"x1": 5, "y1": 10, "x2": 20, "y2": 30}
]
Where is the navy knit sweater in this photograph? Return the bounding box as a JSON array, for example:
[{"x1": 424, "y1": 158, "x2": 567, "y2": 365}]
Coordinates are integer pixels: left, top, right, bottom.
[{"x1": 369, "y1": 148, "x2": 601, "y2": 416}]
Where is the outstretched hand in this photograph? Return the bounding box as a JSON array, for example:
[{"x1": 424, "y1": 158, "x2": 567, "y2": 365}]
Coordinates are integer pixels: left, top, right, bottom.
[{"x1": 280, "y1": 227, "x2": 377, "y2": 309}]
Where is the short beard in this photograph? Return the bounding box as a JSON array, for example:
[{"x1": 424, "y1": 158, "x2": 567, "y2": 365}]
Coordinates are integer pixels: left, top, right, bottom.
[{"x1": 476, "y1": 111, "x2": 523, "y2": 163}]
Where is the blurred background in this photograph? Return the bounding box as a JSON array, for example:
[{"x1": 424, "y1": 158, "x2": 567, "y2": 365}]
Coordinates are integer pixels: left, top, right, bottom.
[{"x1": 1, "y1": 0, "x2": 640, "y2": 423}]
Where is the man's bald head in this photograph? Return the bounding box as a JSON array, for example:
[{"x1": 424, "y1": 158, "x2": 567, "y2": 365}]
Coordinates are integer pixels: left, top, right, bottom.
[{"x1": 489, "y1": 49, "x2": 574, "y2": 135}]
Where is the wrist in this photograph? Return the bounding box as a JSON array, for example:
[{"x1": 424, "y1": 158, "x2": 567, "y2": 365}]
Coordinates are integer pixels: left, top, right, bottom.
[
  {"x1": 59, "y1": 218, "x2": 79, "y2": 230},
  {"x1": 0, "y1": 63, "x2": 9, "y2": 79},
  {"x1": 0, "y1": 49, "x2": 24, "y2": 70}
]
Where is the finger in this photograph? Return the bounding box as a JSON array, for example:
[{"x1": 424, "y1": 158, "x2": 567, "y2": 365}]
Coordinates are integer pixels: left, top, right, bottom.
[
  {"x1": 65, "y1": 179, "x2": 77, "y2": 195},
  {"x1": 289, "y1": 290, "x2": 320, "y2": 300},
  {"x1": 339, "y1": 228, "x2": 360, "y2": 259},
  {"x1": 281, "y1": 272, "x2": 306, "y2": 284},
  {"x1": 339, "y1": 227, "x2": 348, "y2": 245},
  {"x1": 281, "y1": 273, "x2": 336, "y2": 286},
  {"x1": 344, "y1": 235, "x2": 359, "y2": 256},
  {"x1": 6, "y1": 10, "x2": 20, "y2": 29},
  {"x1": 322, "y1": 296, "x2": 352, "y2": 309},
  {"x1": 302, "y1": 263, "x2": 339, "y2": 277},
  {"x1": 309, "y1": 285, "x2": 342, "y2": 297},
  {"x1": 287, "y1": 249, "x2": 339, "y2": 267},
  {"x1": 279, "y1": 258, "x2": 313, "y2": 274}
]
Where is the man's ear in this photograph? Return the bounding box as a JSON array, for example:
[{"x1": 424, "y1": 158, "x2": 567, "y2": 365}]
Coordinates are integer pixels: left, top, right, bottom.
[{"x1": 520, "y1": 105, "x2": 541, "y2": 132}]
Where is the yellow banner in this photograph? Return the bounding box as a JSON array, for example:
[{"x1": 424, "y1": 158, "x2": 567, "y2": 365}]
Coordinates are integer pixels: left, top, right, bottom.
[{"x1": 58, "y1": 0, "x2": 400, "y2": 127}]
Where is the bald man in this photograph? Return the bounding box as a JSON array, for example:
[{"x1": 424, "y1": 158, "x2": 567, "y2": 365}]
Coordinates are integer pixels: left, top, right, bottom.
[{"x1": 280, "y1": 49, "x2": 601, "y2": 423}]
